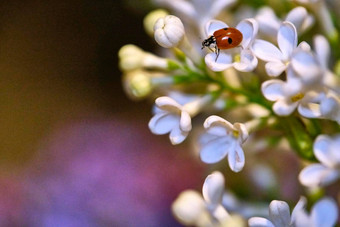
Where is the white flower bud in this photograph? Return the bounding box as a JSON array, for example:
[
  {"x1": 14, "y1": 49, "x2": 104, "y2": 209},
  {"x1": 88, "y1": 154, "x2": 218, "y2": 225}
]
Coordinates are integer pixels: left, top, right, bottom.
[
  {"x1": 122, "y1": 70, "x2": 153, "y2": 100},
  {"x1": 119, "y1": 44, "x2": 145, "y2": 71},
  {"x1": 143, "y1": 9, "x2": 168, "y2": 37},
  {"x1": 118, "y1": 44, "x2": 168, "y2": 71},
  {"x1": 122, "y1": 69, "x2": 173, "y2": 100},
  {"x1": 171, "y1": 190, "x2": 212, "y2": 226},
  {"x1": 154, "y1": 15, "x2": 185, "y2": 48}
]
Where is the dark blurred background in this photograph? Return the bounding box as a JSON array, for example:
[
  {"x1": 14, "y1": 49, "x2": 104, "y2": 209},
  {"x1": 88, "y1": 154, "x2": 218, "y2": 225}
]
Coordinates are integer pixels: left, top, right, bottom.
[{"x1": 0, "y1": 0, "x2": 203, "y2": 226}]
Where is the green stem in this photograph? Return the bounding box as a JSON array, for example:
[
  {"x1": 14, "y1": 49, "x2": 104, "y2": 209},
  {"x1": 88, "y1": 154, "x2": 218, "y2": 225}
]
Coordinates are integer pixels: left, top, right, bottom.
[{"x1": 279, "y1": 116, "x2": 315, "y2": 160}]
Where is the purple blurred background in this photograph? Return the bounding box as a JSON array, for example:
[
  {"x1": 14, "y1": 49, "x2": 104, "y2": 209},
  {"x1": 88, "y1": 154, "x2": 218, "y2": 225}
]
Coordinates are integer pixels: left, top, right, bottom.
[{"x1": 0, "y1": 1, "x2": 203, "y2": 226}]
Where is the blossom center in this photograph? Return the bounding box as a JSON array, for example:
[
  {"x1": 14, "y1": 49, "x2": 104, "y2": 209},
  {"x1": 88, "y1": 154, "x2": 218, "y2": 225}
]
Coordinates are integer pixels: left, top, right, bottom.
[
  {"x1": 232, "y1": 129, "x2": 239, "y2": 138},
  {"x1": 233, "y1": 54, "x2": 241, "y2": 62},
  {"x1": 290, "y1": 93, "x2": 304, "y2": 102}
]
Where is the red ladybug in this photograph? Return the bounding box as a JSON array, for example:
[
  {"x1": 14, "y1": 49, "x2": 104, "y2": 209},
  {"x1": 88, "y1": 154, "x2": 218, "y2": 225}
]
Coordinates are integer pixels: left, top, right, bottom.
[{"x1": 202, "y1": 27, "x2": 243, "y2": 61}]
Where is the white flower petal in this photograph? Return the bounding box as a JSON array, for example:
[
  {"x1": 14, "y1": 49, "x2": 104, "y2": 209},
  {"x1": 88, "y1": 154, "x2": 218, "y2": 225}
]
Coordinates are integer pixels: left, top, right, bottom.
[
  {"x1": 156, "y1": 96, "x2": 182, "y2": 109},
  {"x1": 261, "y1": 80, "x2": 285, "y2": 101},
  {"x1": 269, "y1": 200, "x2": 291, "y2": 227},
  {"x1": 206, "y1": 0, "x2": 236, "y2": 21},
  {"x1": 206, "y1": 125, "x2": 228, "y2": 137},
  {"x1": 298, "y1": 102, "x2": 322, "y2": 118},
  {"x1": 212, "y1": 204, "x2": 230, "y2": 222},
  {"x1": 205, "y1": 19, "x2": 228, "y2": 37},
  {"x1": 320, "y1": 96, "x2": 337, "y2": 116},
  {"x1": 202, "y1": 171, "x2": 225, "y2": 207},
  {"x1": 148, "y1": 113, "x2": 178, "y2": 134},
  {"x1": 291, "y1": 197, "x2": 307, "y2": 226},
  {"x1": 169, "y1": 125, "x2": 189, "y2": 145},
  {"x1": 200, "y1": 137, "x2": 231, "y2": 163},
  {"x1": 180, "y1": 111, "x2": 192, "y2": 132},
  {"x1": 320, "y1": 96, "x2": 340, "y2": 123},
  {"x1": 285, "y1": 67, "x2": 304, "y2": 93},
  {"x1": 285, "y1": 7, "x2": 308, "y2": 33},
  {"x1": 311, "y1": 198, "x2": 338, "y2": 227},
  {"x1": 277, "y1": 21, "x2": 297, "y2": 60},
  {"x1": 233, "y1": 49, "x2": 258, "y2": 72},
  {"x1": 251, "y1": 39, "x2": 283, "y2": 62},
  {"x1": 248, "y1": 217, "x2": 275, "y2": 227},
  {"x1": 297, "y1": 41, "x2": 311, "y2": 51},
  {"x1": 228, "y1": 145, "x2": 245, "y2": 172},
  {"x1": 256, "y1": 7, "x2": 280, "y2": 37},
  {"x1": 156, "y1": 0, "x2": 195, "y2": 22},
  {"x1": 314, "y1": 35, "x2": 330, "y2": 69},
  {"x1": 205, "y1": 52, "x2": 233, "y2": 72},
  {"x1": 236, "y1": 18, "x2": 258, "y2": 48},
  {"x1": 301, "y1": 14, "x2": 314, "y2": 33},
  {"x1": 233, "y1": 123, "x2": 249, "y2": 143},
  {"x1": 291, "y1": 50, "x2": 321, "y2": 84},
  {"x1": 299, "y1": 164, "x2": 340, "y2": 188},
  {"x1": 203, "y1": 115, "x2": 233, "y2": 130},
  {"x1": 313, "y1": 135, "x2": 339, "y2": 168},
  {"x1": 273, "y1": 99, "x2": 297, "y2": 116},
  {"x1": 265, "y1": 61, "x2": 286, "y2": 77}
]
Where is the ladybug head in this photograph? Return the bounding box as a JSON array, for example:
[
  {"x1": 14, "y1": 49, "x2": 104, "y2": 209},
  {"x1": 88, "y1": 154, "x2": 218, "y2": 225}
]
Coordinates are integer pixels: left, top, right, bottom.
[{"x1": 201, "y1": 36, "x2": 216, "y2": 50}]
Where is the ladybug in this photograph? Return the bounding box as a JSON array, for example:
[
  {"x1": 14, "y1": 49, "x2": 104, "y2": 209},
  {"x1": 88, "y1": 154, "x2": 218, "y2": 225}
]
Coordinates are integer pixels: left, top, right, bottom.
[{"x1": 202, "y1": 27, "x2": 243, "y2": 61}]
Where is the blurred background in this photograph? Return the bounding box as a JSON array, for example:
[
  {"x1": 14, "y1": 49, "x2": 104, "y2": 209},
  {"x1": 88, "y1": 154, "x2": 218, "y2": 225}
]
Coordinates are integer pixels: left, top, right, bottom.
[{"x1": 0, "y1": 0, "x2": 204, "y2": 226}]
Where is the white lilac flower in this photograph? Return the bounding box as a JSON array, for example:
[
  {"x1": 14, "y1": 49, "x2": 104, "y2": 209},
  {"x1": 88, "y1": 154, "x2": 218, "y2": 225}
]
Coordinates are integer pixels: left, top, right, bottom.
[
  {"x1": 299, "y1": 134, "x2": 340, "y2": 188},
  {"x1": 293, "y1": 197, "x2": 338, "y2": 227},
  {"x1": 249, "y1": 199, "x2": 296, "y2": 227},
  {"x1": 294, "y1": 0, "x2": 337, "y2": 40},
  {"x1": 152, "y1": 0, "x2": 236, "y2": 36},
  {"x1": 118, "y1": 44, "x2": 169, "y2": 72},
  {"x1": 203, "y1": 19, "x2": 259, "y2": 72},
  {"x1": 199, "y1": 115, "x2": 248, "y2": 172},
  {"x1": 288, "y1": 35, "x2": 340, "y2": 122},
  {"x1": 248, "y1": 197, "x2": 338, "y2": 227},
  {"x1": 149, "y1": 95, "x2": 211, "y2": 145},
  {"x1": 255, "y1": 6, "x2": 313, "y2": 38},
  {"x1": 296, "y1": 89, "x2": 340, "y2": 123},
  {"x1": 172, "y1": 171, "x2": 236, "y2": 226},
  {"x1": 290, "y1": 47, "x2": 323, "y2": 86},
  {"x1": 311, "y1": 35, "x2": 338, "y2": 89},
  {"x1": 319, "y1": 91, "x2": 340, "y2": 124},
  {"x1": 252, "y1": 21, "x2": 300, "y2": 77},
  {"x1": 261, "y1": 67, "x2": 323, "y2": 116}
]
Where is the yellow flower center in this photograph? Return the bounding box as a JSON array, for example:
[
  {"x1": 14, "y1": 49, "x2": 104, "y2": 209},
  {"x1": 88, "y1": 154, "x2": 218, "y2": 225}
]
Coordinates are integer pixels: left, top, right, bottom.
[
  {"x1": 232, "y1": 129, "x2": 239, "y2": 138},
  {"x1": 290, "y1": 93, "x2": 304, "y2": 102},
  {"x1": 234, "y1": 54, "x2": 241, "y2": 62}
]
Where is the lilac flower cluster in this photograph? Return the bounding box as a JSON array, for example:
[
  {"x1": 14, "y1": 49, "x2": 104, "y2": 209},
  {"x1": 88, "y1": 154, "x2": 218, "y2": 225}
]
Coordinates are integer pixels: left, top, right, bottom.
[{"x1": 119, "y1": 0, "x2": 340, "y2": 226}]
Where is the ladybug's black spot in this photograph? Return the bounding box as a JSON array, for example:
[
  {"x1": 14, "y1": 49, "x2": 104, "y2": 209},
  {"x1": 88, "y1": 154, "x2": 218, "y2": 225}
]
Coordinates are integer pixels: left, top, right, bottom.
[
  {"x1": 223, "y1": 28, "x2": 228, "y2": 30},
  {"x1": 228, "y1": 37, "x2": 232, "y2": 44}
]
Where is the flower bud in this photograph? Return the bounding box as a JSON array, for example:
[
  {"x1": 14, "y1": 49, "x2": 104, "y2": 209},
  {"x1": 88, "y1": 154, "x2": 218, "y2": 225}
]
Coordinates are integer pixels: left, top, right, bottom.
[
  {"x1": 118, "y1": 44, "x2": 145, "y2": 71},
  {"x1": 118, "y1": 44, "x2": 168, "y2": 71},
  {"x1": 143, "y1": 9, "x2": 168, "y2": 37},
  {"x1": 154, "y1": 15, "x2": 185, "y2": 48},
  {"x1": 122, "y1": 70, "x2": 153, "y2": 100},
  {"x1": 171, "y1": 190, "x2": 211, "y2": 226}
]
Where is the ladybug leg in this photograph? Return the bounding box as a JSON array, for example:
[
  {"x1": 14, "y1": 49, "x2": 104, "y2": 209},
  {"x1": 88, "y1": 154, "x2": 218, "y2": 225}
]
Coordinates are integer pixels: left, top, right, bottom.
[{"x1": 215, "y1": 48, "x2": 220, "y2": 62}]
